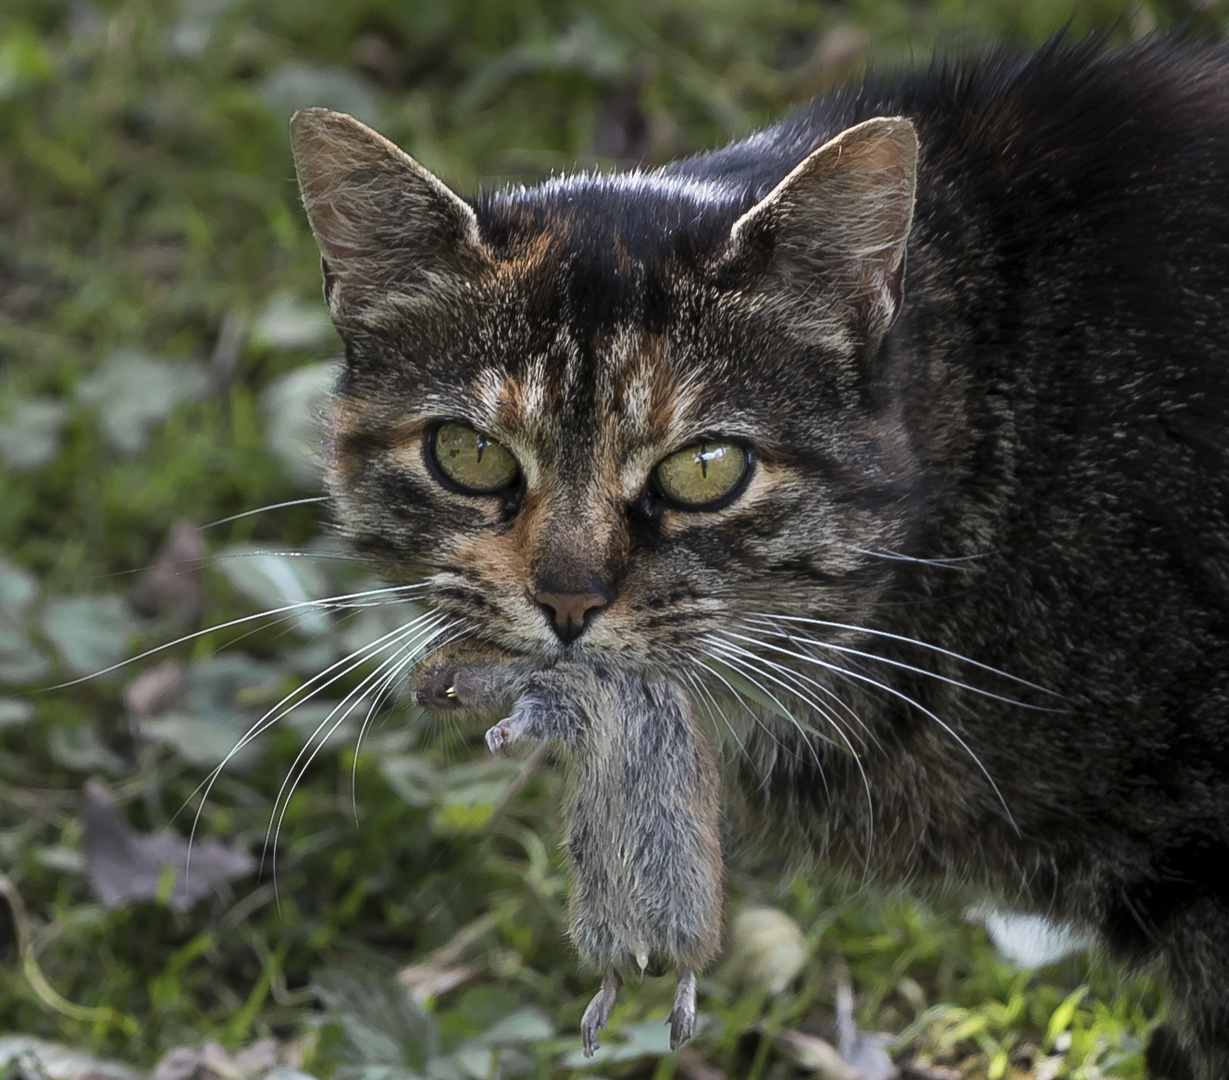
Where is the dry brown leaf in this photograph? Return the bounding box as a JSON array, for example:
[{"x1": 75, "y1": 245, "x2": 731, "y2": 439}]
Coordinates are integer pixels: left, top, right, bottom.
[
  {"x1": 83, "y1": 779, "x2": 254, "y2": 912},
  {"x1": 123, "y1": 660, "x2": 186, "y2": 720},
  {"x1": 129, "y1": 519, "x2": 205, "y2": 621}
]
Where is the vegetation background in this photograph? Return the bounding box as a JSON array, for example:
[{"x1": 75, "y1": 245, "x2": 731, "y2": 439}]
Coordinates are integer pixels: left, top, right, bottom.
[{"x1": 2, "y1": 1, "x2": 1227, "y2": 1077}]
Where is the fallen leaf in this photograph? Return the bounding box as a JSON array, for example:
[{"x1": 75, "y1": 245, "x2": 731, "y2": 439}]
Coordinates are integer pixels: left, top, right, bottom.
[
  {"x1": 78, "y1": 348, "x2": 211, "y2": 456},
  {"x1": 82, "y1": 779, "x2": 255, "y2": 911},
  {"x1": 150, "y1": 1038, "x2": 311, "y2": 1080},
  {"x1": 123, "y1": 659, "x2": 186, "y2": 719},
  {"x1": 40, "y1": 594, "x2": 139, "y2": 677},
  {"x1": 0, "y1": 1035, "x2": 142, "y2": 1080},
  {"x1": 773, "y1": 1029, "x2": 864, "y2": 1080},
  {"x1": 0, "y1": 396, "x2": 67, "y2": 473},
  {"x1": 260, "y1": 362, "x2": 338, "y2": 488},
  {"x1": 721, "y1": 905, "x2": 808, "y2": 994},
  {"x1": 835, "y1": 982, "x2": 896, "y2": 1080},
  {"x1": 129, "y1": 519, "x2": 205, "y2": 621},
  {"x1": 399, "y1": 962, "x2": 479, "y2": 1003}
]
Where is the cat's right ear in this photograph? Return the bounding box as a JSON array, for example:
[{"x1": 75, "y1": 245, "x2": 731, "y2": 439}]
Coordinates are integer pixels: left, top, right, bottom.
[
  {"x1": 289, "y1": 108, "x2": 486, "y2": 323},
  {"x1": 718, "y1": 116, "x2": 918, "y2": 347}
]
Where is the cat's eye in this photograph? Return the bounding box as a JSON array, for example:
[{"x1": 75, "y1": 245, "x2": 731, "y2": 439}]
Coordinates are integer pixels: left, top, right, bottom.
[
  {"x1": 430, "y1": 422, "x2": 520, "y2": 494},
  {"x1": 653, "y1": 441, "x2": 749, "y2": 509}
]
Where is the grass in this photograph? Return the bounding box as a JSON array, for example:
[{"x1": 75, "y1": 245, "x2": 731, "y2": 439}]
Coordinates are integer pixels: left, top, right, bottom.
[{"x1": 0, "y1": 0, "x2": 1224, "y2": 1076}]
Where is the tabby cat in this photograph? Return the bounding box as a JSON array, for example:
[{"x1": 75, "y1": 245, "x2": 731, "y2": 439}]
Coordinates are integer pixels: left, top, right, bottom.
[{"x1": 289, "y1": 36, "x2": 1229, "y2": 1078}]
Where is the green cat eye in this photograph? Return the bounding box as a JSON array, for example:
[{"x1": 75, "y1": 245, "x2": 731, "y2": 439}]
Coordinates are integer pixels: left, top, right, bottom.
[
  {"x1": 431, "y1": 422, "x2": 519, "y2": 493},
  {"x1": 654, "y1": 441, "x2": 749, "y2": 509}
]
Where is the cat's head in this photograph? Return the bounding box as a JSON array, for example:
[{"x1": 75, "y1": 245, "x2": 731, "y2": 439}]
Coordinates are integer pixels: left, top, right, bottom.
[{"x1": 289, "y1": 108, "x2": 919, "y2": 672}]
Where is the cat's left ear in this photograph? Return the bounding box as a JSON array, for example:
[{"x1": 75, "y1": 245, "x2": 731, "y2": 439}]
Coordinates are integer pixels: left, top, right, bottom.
[
  {"x1": 721, "y1": 116, "x2": 918, "y2": 343},
  {"x1": 289, "y1": 108, "x2": 486, "y2": 322}
]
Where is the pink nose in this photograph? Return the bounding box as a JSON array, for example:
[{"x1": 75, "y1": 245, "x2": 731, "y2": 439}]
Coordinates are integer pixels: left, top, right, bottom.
[{"x1": 534, "y1": 591, "x2": 609, "y2": 643}]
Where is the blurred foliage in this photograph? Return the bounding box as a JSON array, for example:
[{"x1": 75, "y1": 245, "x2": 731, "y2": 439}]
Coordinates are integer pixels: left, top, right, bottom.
[{"x1": 0, "y1": 0, "x2": 1225, "y2": 1076}]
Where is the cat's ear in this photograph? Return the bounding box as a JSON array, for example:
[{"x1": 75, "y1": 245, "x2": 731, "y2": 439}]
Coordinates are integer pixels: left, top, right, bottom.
[
  {"x1": 722, "y1": 116, "x2": 917, "y2": 343},
  {"x1": 289, "y1": 107, "x2": 486, "y2": 321}
]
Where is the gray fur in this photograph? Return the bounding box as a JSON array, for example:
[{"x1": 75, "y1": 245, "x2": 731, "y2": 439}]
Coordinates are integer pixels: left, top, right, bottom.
[{"x1": 412, "y1": 644, "x2": 723, "y2": 1053}]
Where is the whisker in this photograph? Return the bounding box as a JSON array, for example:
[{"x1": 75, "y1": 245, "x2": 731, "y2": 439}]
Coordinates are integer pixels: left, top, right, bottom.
[
  {"x1": 721, "y1": 630, "x2": 1018, "y2": 833},
  {"x1": 719, "y1": 629, "x2": 880, "y2": 755},
  {"x1": 742, "y1": 611, "x2": 1065, "y2": 701},
  {"x1": 743, "y1": 617, "x2": 1053, "y2": 713},
  {"x1": 265, "y1": 618, "x2": 456, "y2": 885},
  {"x1": 680, "y1": 666, "x2": 747, "y2": 760},
  {"x1": 45, "y1": 582, "x2": 431, "y2": 690},
  {"x1": 728, "y1": 621, "x2": 883, "y2": 755},
  {"x1": 201, "y1": 498, "x2": 330, "y2": 529},
  {"x1": 349, "y1": 624, "x2": 475, "y2": 825},
  {"x1": 700, "y1": 643, "x2": 829, "y2": 798},
  {"x1": 184, "y1": 612, "x2": 443, "y2": 864},
  {"x1": 704, "y1": 634, "x2": 877, "y2": 863},
  {"x1": 694, "y1": 649, "x2": 797, "y2": 797},
  {"x1": 852, "y1": 548, "x2": 991, "y2": 568}
]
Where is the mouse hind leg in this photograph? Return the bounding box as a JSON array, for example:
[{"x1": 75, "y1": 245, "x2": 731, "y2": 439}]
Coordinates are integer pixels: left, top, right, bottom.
[
  {"x1": 581, "y1": 969, "x2": 623, "y2": 1057},
  {"x1": 668, "y1": 967, "x2": 698, "y2": 1050}
]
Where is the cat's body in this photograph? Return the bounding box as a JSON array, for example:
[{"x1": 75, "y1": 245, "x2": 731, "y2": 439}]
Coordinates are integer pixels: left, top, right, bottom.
[
  {"x1": 290, "y1": 36, "x2": 1229, "y2": 1077},
  {"x1": 413, "y1": 647, "x2": 724, "y2": 1054}
]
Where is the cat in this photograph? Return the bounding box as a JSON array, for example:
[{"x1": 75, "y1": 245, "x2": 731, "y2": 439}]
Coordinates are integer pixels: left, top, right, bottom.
[{"x1": 288, "y1": 35, "x2": 1229, "y2": 1079}]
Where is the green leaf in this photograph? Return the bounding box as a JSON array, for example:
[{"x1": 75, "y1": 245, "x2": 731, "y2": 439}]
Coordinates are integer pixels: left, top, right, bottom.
[
  {"x1": 253, "y1": 292, "x2": 337, "y2": 352},
  {"x1": 0, "y1": 554, "x2": 38, "y2": 613},
  {"x1": 315, "y1": 967, "x2": 441, "y2": 1070},
  {"x1": 40, "y1": 594, "x2": 139, "y2": 678},
  {"x1": 0, "y1": 696, "x2": 35, "y2": 728},
  {"x1": 49, "y1": 723, "x2": 127, "y2": 775},
  {"x1": 214, "y1": 544, "x2": 332, "y2": 636},
  {"x1": 0, "y1": 396, "x2": 67, "y2": 472},
  {"x1": 260, "y1": 361, "x2": 338, "y2": 487},
  {"x1": 1045, "y1": 985, "x2": 1088, "y2": 1050},
  {"x1": 0, "y1": 24, "x2": 54, "y2": 101},
  {"x1": 77, "y1": 348, "x2": 211, "y2": 456}
]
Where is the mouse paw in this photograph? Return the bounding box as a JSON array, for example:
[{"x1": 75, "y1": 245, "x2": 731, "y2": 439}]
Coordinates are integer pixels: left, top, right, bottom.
[
  {"x1": 667, "y1": 968, "x2": 698, "y2": 1050},
  {"x1": 485, "y1": 719, "x2": 514, "y2": 754},
  {"x1": 580, "y1": 970, "x2": 622, "y2": 1057}
]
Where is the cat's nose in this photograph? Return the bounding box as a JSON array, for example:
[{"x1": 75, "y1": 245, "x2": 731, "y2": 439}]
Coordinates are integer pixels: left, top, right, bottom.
[{"x1": 534, "y1": 590, "x2": 609, "y2": 644}]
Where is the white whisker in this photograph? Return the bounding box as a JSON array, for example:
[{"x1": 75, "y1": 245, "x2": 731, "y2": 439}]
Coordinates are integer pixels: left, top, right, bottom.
[
  {"x1": 744, "y1": 617, "x2": 1053, "y2": 712},
  {"x1": 717, "y1": 629, "x2": 1018, "y2": 833},
  {"x1": 680, "y1": 666, "x2": 746, "y2": 759},
  {"x1": 702, "y1": 638, "x2": 875, "y2": 850},
  {"x1": 700, "y1": 643, "x2": 829, "y2": 801},
  {"x1": 694, "y1": 649, "x2": 797, "y2": 796},
  {"x1": 201, "y1": 498, "x2": 330, "y2": 529},
  {"x1": 349, "y1": 623, "x2": 475, "y2": 825},
  {"x1": 266, "y1": 618, "x2": 456, "y2": 884},
  {"x1": 742, "y1": 611, "x2": 1065, "y2": 701},
  {"x1": 852, "y1": 547, "x2": 990, "y2": 568},
  {"x1": 47, "y1": 582, "x2": 431, "y2": 690},
  {"x1": 184, "y1": 612, "x2": 443, "y2": 868}
]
